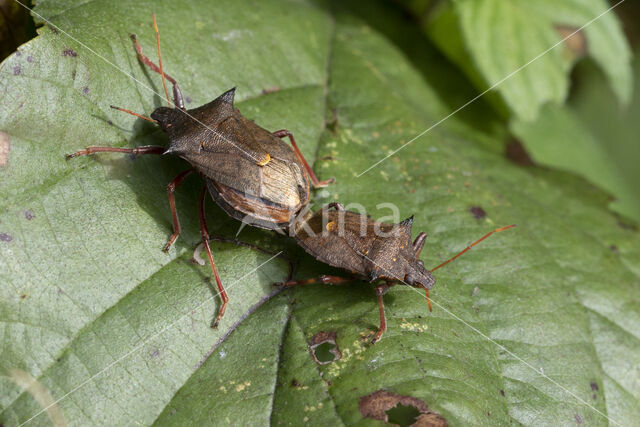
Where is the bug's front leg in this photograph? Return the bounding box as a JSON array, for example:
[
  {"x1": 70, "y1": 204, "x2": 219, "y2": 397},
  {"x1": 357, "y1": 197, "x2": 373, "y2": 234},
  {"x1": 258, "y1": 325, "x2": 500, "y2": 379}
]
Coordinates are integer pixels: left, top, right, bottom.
[
  {"x1": 130, "y1": 33, "x2": 185, "y2": 110},
  {"x1": 371, "y1": 282, "x2": 392, "y2": 344},
  {"x1": 198, "y1": 185, "x2": 228, "y2": 328},
  {"x1": 272, "y1": 129, "x2": 335, "y2": 187},
  {"x1": 163, "y1": 168, "x2": 194, "y2": 252}
]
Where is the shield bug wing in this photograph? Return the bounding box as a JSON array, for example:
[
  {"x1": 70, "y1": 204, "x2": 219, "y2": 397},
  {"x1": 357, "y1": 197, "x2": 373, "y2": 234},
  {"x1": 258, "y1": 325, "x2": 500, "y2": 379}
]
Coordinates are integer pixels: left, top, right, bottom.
[{"x1": 294, "y1": 208, "x2": 368, "y2": 274}]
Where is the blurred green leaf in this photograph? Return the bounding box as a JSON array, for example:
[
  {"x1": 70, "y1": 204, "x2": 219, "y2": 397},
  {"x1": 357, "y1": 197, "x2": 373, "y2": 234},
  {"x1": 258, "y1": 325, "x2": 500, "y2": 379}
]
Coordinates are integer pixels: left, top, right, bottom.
[
  {"x1": 1, "y1": 1, "x2": 639, "y2": 426},
  {"x1": 414, "y1": 0, "x2": 632, "y2": 121},
  {"x1": 511, "y1": 53, "x2": 640, "y2": 223}
]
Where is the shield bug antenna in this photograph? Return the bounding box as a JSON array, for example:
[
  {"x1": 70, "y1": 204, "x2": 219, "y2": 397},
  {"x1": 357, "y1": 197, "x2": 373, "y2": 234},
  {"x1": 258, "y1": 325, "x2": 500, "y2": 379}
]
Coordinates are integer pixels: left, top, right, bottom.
[
  {"x1": 66, "y1": 15, "x2": 334, "y2": 328},
  {"x1": 280, "y1": 204, "x2": 516, "y2": 343}
]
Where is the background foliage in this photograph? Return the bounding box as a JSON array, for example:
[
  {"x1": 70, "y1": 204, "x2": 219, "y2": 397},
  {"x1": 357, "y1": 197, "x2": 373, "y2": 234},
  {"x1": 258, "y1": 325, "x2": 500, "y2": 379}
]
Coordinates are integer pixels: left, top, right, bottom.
[{"x1": 1, "y1": 0, "x2": 639, "y2": 425}]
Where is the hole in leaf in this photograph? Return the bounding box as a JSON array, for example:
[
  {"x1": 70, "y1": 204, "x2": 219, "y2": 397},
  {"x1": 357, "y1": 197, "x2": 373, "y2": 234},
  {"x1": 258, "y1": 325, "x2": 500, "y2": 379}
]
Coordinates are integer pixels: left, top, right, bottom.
[
  {"x1": 308, "y1": 331, "x2": 342, "y2": 365},
  {"x1": 314, "y1": 342, "x2": 337, "y2": 363},
  {"x1": 359, "y1": 389, "x2": 447, "y2": 426},
  {"x1": 386, "y1": 403, "x2": 421, "y2": 426}
]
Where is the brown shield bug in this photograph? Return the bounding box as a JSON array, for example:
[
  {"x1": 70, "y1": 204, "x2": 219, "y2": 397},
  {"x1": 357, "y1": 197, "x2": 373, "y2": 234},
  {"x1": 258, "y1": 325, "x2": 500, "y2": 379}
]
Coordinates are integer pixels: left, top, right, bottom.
[
  {"x1": 66, "y1": 15, "x2": 333, "y2": 327},
  {"x1": 282, "y1": 203, "x2": 515, "y2": 343}
]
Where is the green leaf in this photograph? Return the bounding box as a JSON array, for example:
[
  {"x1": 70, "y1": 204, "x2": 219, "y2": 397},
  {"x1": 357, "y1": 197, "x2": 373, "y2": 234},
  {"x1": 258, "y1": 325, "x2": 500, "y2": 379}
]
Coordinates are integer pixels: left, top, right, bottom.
[
  {"x1": 449, "y1": 0, "x2": 632, "y2": 121},
  {"x1": 511, "y1": 54, "x2": 640, "y2": 222},
  {"x1": 1, "y1": 1, "x2": 639, "y2": 426}
]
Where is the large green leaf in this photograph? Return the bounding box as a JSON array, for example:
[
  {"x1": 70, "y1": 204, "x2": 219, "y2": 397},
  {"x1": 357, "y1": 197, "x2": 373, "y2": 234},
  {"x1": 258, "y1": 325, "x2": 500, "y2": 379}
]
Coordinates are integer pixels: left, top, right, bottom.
[{"x1": 1, "y1": 1, "x2": 639, "y2": 426}]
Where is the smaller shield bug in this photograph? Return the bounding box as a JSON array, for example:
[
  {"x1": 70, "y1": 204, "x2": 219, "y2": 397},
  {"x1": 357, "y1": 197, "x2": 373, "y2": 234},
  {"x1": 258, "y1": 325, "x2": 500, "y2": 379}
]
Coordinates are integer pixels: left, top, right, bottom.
[
  {"x1": 66, "y1": 15, "x2": 333, "y2": 327},
  {"x1": 281, "y1": 203, "x2": 515, "y2": 343}
]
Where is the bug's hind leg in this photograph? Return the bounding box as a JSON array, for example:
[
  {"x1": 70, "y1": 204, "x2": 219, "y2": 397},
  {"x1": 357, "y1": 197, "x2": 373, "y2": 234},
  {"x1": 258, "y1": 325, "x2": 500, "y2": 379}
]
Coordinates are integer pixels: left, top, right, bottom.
[
  {"x1": 198, "y1": 185, "x2": 228, "y2": 328},
  {"x1": 163, "y1": 168, "x2": 194, "y2": 252},
  {"x1": 273, "y1": 129, "x2": 335, "y2": 187}
]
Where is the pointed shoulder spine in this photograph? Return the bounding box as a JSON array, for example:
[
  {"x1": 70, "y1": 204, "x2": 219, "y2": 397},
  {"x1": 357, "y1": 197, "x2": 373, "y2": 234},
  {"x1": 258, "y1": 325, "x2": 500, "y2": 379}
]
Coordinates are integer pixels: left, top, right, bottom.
[
  {"x1": 399, "y1": 215, "x2": 414, "y2": 229},
  {"x1": 218, "y1": 87, "x2": 236, "y2": 105}
]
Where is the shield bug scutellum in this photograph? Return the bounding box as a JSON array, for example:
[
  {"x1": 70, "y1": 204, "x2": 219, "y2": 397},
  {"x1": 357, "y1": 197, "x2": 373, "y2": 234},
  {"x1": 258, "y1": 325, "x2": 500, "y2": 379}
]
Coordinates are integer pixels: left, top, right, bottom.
[
  {"x1": 66, "y1": 15, "x2": 333, "y2": 327},
  {"x1": 282, "y1": 203, "x2": 515, "y2": 343}
]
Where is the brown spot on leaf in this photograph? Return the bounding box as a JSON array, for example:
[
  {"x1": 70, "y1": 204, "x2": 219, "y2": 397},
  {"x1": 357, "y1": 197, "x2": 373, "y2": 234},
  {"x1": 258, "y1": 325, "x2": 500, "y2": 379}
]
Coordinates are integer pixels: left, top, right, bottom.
[
  {"x1": 19, "y1": 294, "x2": 27, "y2": 300},
  {"x1": 49, "y1": 26, "x2": 58, "y2": 34},
  {"x1": 575, "y1": 413, "x2": 583, "y2": 424},
  {"x1": 359, "y1": 390, "x2": 447, "y2": 426},
  {"x1": 500, "y1": 390, "x2": 505, "y2": 397},
  {"x1": 62, "y1": 48, "x2": 77, "y2": 57},
  {"x1": 261, "y1": 86, "x2": 280, "y2": 95},
  {"x1": 309, "y1": 331, "x2": 342, "y2": 364},
  {"x1": 13, "y1": 65, "x2": 21, "y2": 75},
  {"x1": 556, "y1": 26, "x2": 587, "y2": 57},
  {"x1": 470, "y1": 206, "x2": 486, "y2": 219},
  {"x1": 24, "y1": 210, "x2": 35, "y2": 220},
  {"x1": 185, "y1": 96, "x2": 192, "y2": 104},
  {"x1": 590, "y1": 382, "x2": 599, "y2": 391},
  {"x1": 609, "y1": 245, "x2": 618, "y2": 253},
  {"x1": 0, "y1": 131, "x2": 9, "y2": 166},
  {"x1": 505, "y1": 138, "x2": 534, "y2": 166},
  {"x1": 27, "y1": 55, "x2": 33, "y2": 63},
  {"x1": 0, "y1": 233, "x2": 13, "y2": 242},
  {"x1": 291, "y1": 379, "x2": 301, "y2": 387},
  {"x1": 82, "y1": 86, "x2": 89, "y2": 95}
]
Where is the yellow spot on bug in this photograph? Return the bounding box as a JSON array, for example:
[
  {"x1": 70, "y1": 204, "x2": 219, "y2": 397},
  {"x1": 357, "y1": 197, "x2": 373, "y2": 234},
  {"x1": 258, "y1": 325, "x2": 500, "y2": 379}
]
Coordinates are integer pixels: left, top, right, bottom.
[
  {"x1": 257, "y1": 153, "x2": 271, "y2": 166},
  {"x1": 326, "y1": 221, "x2": 336, "y2": 232},
  {"x1": 392, "y1": 258, "x2": 397, "y2": 262}
]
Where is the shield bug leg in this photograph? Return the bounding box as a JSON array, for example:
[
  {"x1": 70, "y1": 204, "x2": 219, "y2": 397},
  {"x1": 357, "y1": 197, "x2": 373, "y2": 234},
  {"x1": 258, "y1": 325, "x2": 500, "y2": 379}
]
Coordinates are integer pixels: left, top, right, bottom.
[
  {"x1": 130, "y1": 17, "x2": 185, "y2": 109},
  {"x1": 371, "y1": 282, "x2": 392, "y2": 344},
  {"x1": 163, "y1": 168, "x2": 194, "y2": 252},
  {"x1": 66, "y1": 144, "x2": 164, "y2": 159},
  {"x1": 272, "y1": 129, "x2": 335, "y2": 187},
  {"x1": 198, "y1": 185, "x2": 228, "y2": 328}
]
